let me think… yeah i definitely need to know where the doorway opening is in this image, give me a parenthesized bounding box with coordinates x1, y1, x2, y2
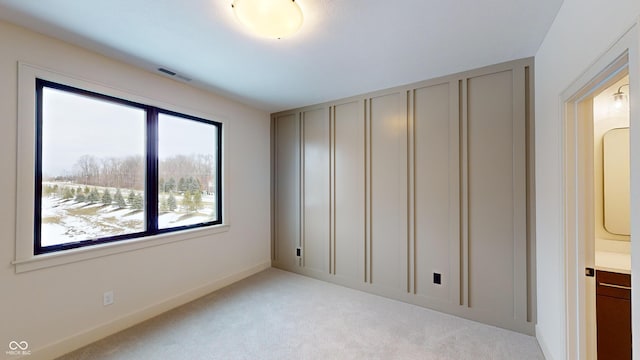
(592, 72, 631, 360)
(563, 47, 633, 359)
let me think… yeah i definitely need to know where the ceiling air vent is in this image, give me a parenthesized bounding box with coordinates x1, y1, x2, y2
(157, 67, 176, 76)
(157, 67, 191, 82)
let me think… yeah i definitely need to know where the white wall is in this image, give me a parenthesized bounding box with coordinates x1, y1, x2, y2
(535, 1, 640, 359)
(0, 20, 271, 359)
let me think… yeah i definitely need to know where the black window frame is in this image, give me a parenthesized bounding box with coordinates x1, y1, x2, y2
(34, 79, 223, 255)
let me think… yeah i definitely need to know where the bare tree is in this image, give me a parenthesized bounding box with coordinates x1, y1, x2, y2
(73, 155, 100, 185)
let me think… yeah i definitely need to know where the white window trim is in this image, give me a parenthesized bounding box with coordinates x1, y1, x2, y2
(14, 62, 230, 273)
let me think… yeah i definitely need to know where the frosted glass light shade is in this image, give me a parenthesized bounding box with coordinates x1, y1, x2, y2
(232, 0, 303, 39)
(613, 91, 627, 109)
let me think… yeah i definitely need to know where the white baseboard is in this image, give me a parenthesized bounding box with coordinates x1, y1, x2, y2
(29, 261, 271, 360)
(536, 325, 555, 360)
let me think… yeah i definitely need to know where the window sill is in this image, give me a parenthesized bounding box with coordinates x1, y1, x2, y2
(12, 224, 230, 273)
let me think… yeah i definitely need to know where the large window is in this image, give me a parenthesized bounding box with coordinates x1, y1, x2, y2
(35, 79, 222, 254)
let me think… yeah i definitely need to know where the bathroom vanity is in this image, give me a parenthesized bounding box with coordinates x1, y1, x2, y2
(596, 252, 631, 360)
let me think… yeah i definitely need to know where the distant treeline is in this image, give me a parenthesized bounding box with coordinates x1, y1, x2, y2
(46, 154, 215, 193)
(43, 184, 205, 213)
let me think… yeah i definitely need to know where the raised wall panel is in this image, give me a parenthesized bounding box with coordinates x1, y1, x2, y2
(274, 113, 300, 269)
(302, 108, 330, 274)
(466, 70, 516, 315)
(271, 58, 534, 334)
(413, 83, 457, 302)
(369, 93, 408, 291)
(333, 101, 365, 282)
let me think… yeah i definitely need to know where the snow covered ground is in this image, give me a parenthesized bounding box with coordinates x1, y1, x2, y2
(41, 193, 216, 247)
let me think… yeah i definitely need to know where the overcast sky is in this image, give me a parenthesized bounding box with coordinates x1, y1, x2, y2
(42, 87, 217, 176)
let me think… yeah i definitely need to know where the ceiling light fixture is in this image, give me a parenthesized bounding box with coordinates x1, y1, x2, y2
(231, 0, 303, 39)
(613, 83, 630, 109)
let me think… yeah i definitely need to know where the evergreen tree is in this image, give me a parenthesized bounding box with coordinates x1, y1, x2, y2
(62, 187, 73, 200)
(87, 188, 100, 203)
(183, 177, 190, 192)
(160, 196, 168, 212)
(186, 176, 201, 192)
(84, 186, 90, 194)
(77, 187, 83, 195)
(127, 190, 136, 206)
(132, 193, 144, 210)
(182, 190, 193, 212)
(193, 190, 202, 211)
(71, 188, 76, 196)
(75, 192, 86, 202)
(167, 192, 177, 211)
(114, 188, 126, 208)
(178, 177, 186, 193)
(166, 178, 176, 192)
(43, 185, 54, 196)
(101, 189, 112, 205)
(159, 178, 165, 193)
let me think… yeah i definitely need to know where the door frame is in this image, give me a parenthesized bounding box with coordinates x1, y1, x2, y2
(562, 23, 639, 359)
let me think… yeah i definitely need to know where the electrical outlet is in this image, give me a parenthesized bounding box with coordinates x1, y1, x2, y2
(103, 291, 114, 306)
(433, 273, 442, 285)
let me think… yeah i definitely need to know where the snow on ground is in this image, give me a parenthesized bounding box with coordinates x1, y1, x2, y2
(158, 212, 212, 229)
(41, 223, 67, 246)
(41, 196, 145, 246)
(41, 195, 215, 247)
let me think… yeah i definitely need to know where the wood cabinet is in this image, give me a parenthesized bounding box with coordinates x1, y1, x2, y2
(596, 270, 632, 360)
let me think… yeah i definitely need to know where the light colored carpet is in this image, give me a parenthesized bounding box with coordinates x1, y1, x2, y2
(57, 268, 544, 360)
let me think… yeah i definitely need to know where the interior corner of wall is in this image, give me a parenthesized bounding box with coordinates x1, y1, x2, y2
(535, 324, 557, 360)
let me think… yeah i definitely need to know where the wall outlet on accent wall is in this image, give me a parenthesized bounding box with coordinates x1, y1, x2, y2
(433, 273, 442, 285)
(103, 290, 114, 306)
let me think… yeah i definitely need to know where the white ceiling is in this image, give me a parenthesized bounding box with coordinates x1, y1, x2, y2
(0, 0, 564, 112)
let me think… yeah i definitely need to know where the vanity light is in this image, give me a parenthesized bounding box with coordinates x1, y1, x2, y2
(231, 0, 303, 39)
(613, 84, 629, 109)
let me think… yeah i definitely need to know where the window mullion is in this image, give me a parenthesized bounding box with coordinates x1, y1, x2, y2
(216, 124, 223, 223)
(34, 79, 45, 254)
(146, 107, 159, 233)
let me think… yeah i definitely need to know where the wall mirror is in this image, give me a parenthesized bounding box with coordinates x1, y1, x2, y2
(603, 127, 630, 236)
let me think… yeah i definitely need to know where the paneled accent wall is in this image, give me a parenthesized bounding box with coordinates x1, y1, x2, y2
(273, 113, 300, 270)
(271, 58, 535, 334)
(302, 108, 330, 274)
(331, 101, 366, 282)
(368, 92, 408, 292)
(412, 81, 460, 304)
